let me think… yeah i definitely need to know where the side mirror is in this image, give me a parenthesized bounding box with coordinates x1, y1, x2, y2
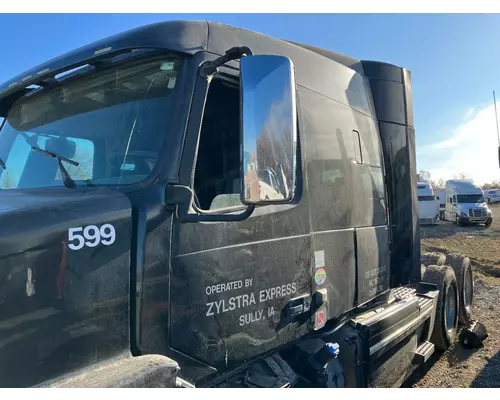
(240, 55, 298, 205)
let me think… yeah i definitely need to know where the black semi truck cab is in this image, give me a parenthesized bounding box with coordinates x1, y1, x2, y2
(0, 21, 466, 388)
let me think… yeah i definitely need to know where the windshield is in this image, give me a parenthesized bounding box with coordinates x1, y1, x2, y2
(418, 195, 435, 201)
(0, 54, 181, 189)
(457, 194, 484, 203)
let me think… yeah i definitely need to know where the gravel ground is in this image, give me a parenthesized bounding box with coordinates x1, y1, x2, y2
(407, 276, 500, 387)
(406, 204, 500, 388)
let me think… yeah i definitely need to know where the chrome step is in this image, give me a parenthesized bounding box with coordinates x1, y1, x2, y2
(413, 341, 435, 365)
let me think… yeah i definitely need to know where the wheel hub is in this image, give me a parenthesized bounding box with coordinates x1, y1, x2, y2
(445, 285, 457, 333)
(464, 268, 473, 313)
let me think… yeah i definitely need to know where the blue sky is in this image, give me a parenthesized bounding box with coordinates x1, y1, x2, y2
(1, 13, 500, 183)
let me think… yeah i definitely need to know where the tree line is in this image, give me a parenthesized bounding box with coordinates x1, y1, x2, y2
(418, 170, 500, 190)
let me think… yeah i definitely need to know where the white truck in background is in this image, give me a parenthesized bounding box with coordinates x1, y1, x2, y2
(444, 179, 493, 227)
(417, 181, 440, 225)
(435, 188, 446, 220)
(484, 189, 500, 204)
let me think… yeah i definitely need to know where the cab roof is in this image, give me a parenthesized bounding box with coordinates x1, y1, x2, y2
(0, 20, 398, 118)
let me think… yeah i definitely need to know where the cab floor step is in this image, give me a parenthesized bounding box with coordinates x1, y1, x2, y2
(413, 341, 435, 365)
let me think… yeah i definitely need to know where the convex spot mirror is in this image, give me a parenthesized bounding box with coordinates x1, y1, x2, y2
(240, 55, 298, 205)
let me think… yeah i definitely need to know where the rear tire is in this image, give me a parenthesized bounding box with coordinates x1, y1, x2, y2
(422, 265, 459, 351)
(421, 264, 426, 280)
(445, 254, 473, 325)
(421, 252, 446, 268)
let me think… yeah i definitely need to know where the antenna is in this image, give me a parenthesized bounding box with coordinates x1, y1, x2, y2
(495, 91, 500, 168)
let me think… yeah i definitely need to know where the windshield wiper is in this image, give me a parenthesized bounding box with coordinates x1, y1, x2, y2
(31, 146, 79, 189)
(0, 157, 6, 170)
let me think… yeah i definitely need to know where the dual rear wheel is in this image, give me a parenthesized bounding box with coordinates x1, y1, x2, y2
(421, 253, 473, 350)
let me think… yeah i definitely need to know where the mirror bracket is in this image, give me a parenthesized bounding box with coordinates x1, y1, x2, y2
(166, 184, 255, 223)
(200, 46, 254, 78)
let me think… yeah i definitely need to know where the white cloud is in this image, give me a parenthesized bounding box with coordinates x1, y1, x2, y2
(464, 107, 476, 119)
(417, 104, 500, 185)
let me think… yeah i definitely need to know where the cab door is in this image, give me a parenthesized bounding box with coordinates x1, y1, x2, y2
(168, 55, 314, 372)
(447, 194, 458, 221)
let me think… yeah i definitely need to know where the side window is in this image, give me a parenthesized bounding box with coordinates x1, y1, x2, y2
(193, 77, 242, 211)
(453, 195, 457, 203)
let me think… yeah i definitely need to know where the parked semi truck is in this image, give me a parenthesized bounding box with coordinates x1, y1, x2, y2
(417, 181, 440, 225)
(0, 21, 474, 388)
(444, 179, 492, 227)
(484, 188, 500, 204)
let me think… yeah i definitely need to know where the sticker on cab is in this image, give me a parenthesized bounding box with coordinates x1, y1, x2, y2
(314, 268, 327, 285)
(314, 250, 325, 269)
(316, 310, 326, 328)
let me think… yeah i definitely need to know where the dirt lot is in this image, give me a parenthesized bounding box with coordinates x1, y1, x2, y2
(406, 203, 500, 388)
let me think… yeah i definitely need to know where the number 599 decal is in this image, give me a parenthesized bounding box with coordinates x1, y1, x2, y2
(68, 224, 116, 251)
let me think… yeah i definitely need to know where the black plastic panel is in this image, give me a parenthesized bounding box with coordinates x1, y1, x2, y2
(310, 229, 356, 319)
(356, 226, 391, 305)
(0, 188, 132, 387)
(366, 79, 406, 125)
(378, 122, 421, 286)
(361, 62, 403, 83)
(360, 60, 420, 287)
